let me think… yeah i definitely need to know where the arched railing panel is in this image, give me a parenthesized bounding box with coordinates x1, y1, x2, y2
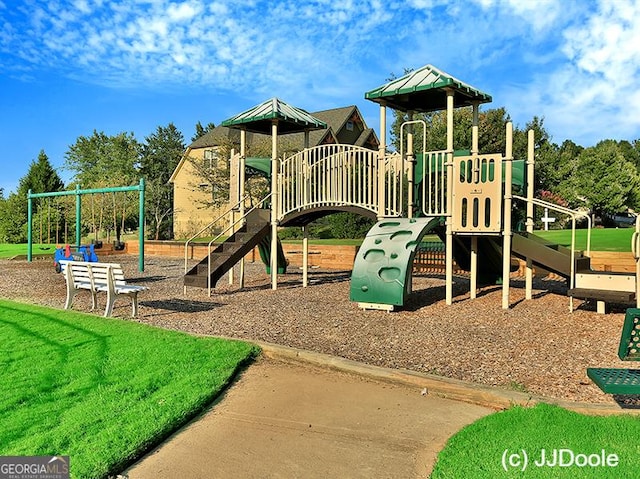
(278, 145, 403, 220)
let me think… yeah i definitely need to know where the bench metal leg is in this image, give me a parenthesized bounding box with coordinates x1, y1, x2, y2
(104, 293, 115, 318)
(104, 293, 139, 317)
(90, 291, 98, 311)
(131, 293, 139, 317)
(64, 290, 74, 310)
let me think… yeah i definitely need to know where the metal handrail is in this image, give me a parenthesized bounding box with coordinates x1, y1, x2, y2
(183, 194, 250, 287)
(513, 195, 592, 304)
(206, 193, 272, 296)
(632, 215, 640, 259)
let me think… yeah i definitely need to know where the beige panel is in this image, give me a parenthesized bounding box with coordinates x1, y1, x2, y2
(575, 272, 636, 292)
(451, 154, 503, 234)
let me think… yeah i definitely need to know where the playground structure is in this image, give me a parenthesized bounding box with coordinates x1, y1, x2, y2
(183, 64, 640, 313)
(27, 180, 146, 272)
(53, 243, 99, 273)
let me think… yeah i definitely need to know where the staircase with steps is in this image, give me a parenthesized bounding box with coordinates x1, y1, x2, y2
(184, 209, 272, 289)
(511, 232, 636, 307)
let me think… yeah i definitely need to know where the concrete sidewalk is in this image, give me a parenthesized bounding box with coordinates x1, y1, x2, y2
(125, 358, 492, 478)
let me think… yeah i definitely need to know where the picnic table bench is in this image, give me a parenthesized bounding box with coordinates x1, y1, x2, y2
(59, 260, 147, 317)
(587, 308, 640, 394)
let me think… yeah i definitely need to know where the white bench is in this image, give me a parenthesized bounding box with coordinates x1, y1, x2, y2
(59, 260, 148, 317)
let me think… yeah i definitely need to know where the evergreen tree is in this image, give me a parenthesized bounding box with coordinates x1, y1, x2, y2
(0, 150, 64, 243)
(18, 150, 64, 196)
(191, 121, 216, 142)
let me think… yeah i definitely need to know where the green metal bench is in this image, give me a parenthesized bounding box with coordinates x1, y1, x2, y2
(587, 308, 640, 394)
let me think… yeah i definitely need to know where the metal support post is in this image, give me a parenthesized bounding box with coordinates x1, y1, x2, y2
(525, 129, 535, 300)
(302, 225, 309, 287)
(27, 190, 33, 262)
(445, 89, 455, 305)
(138, 178, 145, 272)
(470, 102, 479, 299)
(407, 110, 414, 219)
(271, 120, 279, 290)
(378, 102, 387, 220)
(75, 185, 81, 249)
(239, 130, 247, 289)
(502, 122, 514, 309)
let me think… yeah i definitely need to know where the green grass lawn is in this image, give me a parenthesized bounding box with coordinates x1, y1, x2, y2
(535, 228, 634, 252)
(280, 228, 635, 251)
(0, 299, 258, 479)
(2, 227, 630, 260)
(432, 403, 640, 478)
(0, 243, 57, 258)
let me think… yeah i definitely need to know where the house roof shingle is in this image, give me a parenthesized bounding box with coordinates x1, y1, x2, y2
(188, 105, 366, 150)
(171, 104, 377, 183)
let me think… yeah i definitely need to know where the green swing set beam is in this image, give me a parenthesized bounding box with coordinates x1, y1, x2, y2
(27, 179, 146, 272)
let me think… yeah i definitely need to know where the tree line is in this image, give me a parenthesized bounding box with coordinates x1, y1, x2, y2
(1, 105, 639, 244)
(390, 107, 640, 222)
(0, 122, 215, 243)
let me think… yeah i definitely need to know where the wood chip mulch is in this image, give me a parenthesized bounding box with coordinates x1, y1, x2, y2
(1, 254, 635, 405)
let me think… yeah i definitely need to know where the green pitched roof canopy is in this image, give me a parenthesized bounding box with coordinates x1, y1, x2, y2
(365, 64, 492, 113)
(221, 97, 327, 135)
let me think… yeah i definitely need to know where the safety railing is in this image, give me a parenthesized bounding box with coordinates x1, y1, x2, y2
(383, 152, 404, 217)
(278, 144, 403, 220)
(183, 194, 250, 293)
(421, 150, 448, 216)
(513, 195, 592, 295)
(205, 193, 272, 296)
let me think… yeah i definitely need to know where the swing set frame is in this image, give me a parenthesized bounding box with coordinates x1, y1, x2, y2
(27, 179, 146, 271)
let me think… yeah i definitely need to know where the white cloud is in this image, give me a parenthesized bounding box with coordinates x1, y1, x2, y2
(73, 0, 92, 15)
(482, 0, 564, 31)
(534, 1, 640, 144)
(0, 0, 639, 145)
(167, 1, 201, 21)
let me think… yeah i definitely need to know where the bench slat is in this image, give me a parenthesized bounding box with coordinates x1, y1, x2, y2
(587, 368, 640, 395)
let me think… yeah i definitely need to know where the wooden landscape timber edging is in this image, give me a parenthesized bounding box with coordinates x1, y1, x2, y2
(127, 241, 636, 275)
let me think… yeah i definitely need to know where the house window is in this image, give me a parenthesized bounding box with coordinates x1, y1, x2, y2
(346, 120, 354, 131)
(203, 149, 218, 169)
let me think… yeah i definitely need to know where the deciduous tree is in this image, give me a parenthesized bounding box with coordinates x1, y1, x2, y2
(140, 123, 185, 239)
(560, 140, 640, 216)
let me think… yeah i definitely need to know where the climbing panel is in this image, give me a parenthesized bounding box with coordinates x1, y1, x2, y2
(349, 216, 443, 310)
(452, 154, 503, 234)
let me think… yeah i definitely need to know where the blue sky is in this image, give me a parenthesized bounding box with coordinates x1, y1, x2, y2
(1, 0, 640, 194)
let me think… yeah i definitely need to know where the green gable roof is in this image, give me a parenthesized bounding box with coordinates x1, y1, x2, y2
(221, 97, 327, 134)
(245, 157, 272, 176)
(365, 64, 492, 113)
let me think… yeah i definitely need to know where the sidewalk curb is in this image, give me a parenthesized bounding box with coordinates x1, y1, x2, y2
(254, 340, 640, 416)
